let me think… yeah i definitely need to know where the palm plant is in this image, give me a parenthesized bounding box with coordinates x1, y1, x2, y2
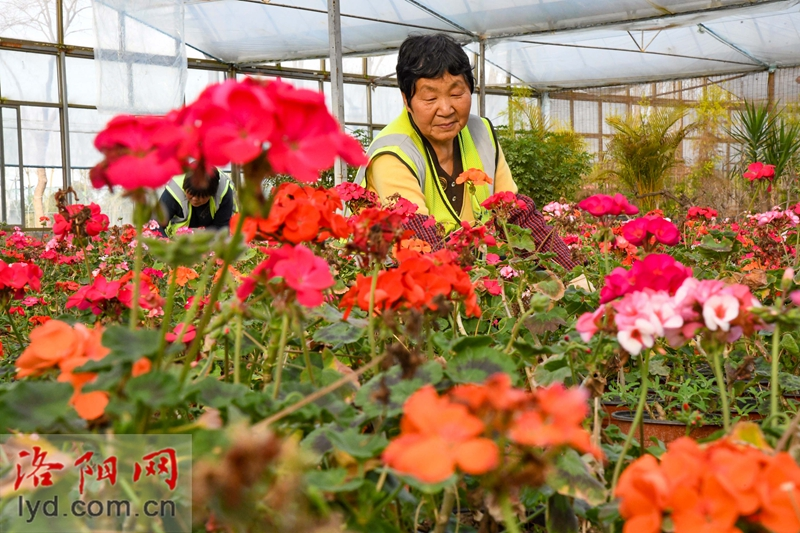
(604, 106, 695, 211)
(728, 101, 800, 210)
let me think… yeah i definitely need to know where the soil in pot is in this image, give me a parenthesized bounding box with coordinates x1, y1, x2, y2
(609, 410, 723, 444)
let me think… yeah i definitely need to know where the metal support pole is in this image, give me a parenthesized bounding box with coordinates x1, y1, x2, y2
(767, 68, 776, 111)
(225, 65, 242, 190)
(479, 39, 486, 117)
(540, 92, 551, 124)
(57, 0, 71, 189)
(0, 107, 6, 223)
(327, 0, 346, 185)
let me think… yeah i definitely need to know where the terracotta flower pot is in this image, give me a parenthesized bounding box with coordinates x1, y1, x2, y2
(610, 410, 723, 444)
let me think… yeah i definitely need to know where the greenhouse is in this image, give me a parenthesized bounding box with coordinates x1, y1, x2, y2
(2, 1, 800, 532)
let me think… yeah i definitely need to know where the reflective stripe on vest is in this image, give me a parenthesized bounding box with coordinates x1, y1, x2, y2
(165, 173, 233, 235)
(355, 112, 498, 231)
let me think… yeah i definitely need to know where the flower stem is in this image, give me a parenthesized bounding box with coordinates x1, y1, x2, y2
(293, 308, 316, 387)
(179, 213, 246, 385)
(367, 262, 380, 360)
(504, 307, 536, 353)
(612, 350, 650, 493)
(711, 347, 731, 432)
(771, 321, 782, 420)
(499, 494, 521, 533)
(2, 300, 25, 348)
(233, 313, 243, 385)
(432, 485, 457, 533)
(128, 207, 145, 331)
(272, 313, 291, 400)
(154, 269, 179, 369)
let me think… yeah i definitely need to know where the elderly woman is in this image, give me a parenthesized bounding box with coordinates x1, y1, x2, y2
(356, 33, 577, 272)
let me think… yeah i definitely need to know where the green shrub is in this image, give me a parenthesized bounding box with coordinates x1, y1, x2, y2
(498, 127, 592, 208)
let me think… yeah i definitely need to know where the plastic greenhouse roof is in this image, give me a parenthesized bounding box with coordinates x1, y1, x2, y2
(100, 0, 800, 91)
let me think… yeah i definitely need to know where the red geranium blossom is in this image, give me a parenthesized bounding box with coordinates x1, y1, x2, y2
(621, 216, 680, 248)
(600, 254, 693, 304)
(53, 203, 110, 238)
(238, 244, 334, 307)
(0, 261, 43, 300)
(743, 162, 775, 182)
(578, 193, 639, 217)
(90, 115, 184, 191)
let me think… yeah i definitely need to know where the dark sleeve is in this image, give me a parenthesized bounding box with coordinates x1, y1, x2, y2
(506, 194, 577, 271)
(157, 190, 183, 231)
(210, 187, 235, 229)
(402, 214, 445, 251)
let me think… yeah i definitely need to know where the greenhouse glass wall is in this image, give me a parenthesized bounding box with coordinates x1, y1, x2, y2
(2, 0, 800, 226)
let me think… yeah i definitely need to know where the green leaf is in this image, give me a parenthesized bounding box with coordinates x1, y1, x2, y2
(546, 449, 607, 505)
(142, 231, 219, 267)
(546, 493, 579, 533)
(0, 381, 76, 432)
(305, 468, 363, 493)
(782, 334, 800, 356)
(187, 379, 249, 408)
(312, 321, 364, 347)
(505, 225, 537, 252)
(355, 361, 444, 418)
(125, 371, 182, 408)
(446, 346, 519, 385)
(102, 326, 161, 363)
(325, 427, 388, 459)
(534, 353, 573, 386)
(648, 356, 670, 377)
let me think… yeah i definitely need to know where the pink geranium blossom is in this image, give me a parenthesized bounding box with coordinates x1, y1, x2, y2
(577, 194, 639, 218)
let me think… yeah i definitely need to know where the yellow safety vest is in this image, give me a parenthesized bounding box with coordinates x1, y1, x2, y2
(356, 112, 498, 233)
(164, 173, 236, 237)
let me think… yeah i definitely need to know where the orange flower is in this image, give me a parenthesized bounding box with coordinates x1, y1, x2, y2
(456, 168, 493, 187)
(615, 455, 668, 533)
(398, 238, 432, 254)
(174, 266, 199, 287)
(16, 320, 111, 421)
(616, 430, 800, 533)
(72, 391, 109, 421)
(27, 315, 51, 326)
(132, 357, 152, 377)
(16, 320, 86, 378)
(508, 383, 599, 457)
(382, 386, 499, 483)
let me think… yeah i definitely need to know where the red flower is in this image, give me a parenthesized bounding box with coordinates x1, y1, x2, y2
(165, 323, 196, 344)
(347, 207, 412, 260)
(600, 254, 692, 304)
(578, 193, 639, 217)
(193, 78, 275, 166)
(236, 183, 350, 244)
(743, 162, 775, 182)
(90, 115, 185, 191)
(621, 216, 680, 247)
(0, 261, 43, 299)
(238, 244, 334, 307)
(53, 203, 110, 238)
(687, 206, 718, 220)
(340, 249, 481, 318)
(481, 191, 527, 211)
(265, 79, 367, 183)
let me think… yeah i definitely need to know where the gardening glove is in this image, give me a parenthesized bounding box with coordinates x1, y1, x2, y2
(568, 273, 595, 292)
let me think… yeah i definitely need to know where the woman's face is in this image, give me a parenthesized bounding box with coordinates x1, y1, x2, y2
(403, 72, 471, 147)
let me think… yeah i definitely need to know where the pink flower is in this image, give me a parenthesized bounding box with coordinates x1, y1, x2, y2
(482, 278, 502, 296)
(790, 290, 800, 307)
(744, 162, 775, 182)
(486, 253, 501, 265)
(238, 244, 334, 307)
(578, 194, 638, 217)
(500, 266, 519, 279)
(599, 254, 692, 304)
(621, 217, 649, 245)
(702, 293, 739, 332)
(576, 308, 605, 342)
